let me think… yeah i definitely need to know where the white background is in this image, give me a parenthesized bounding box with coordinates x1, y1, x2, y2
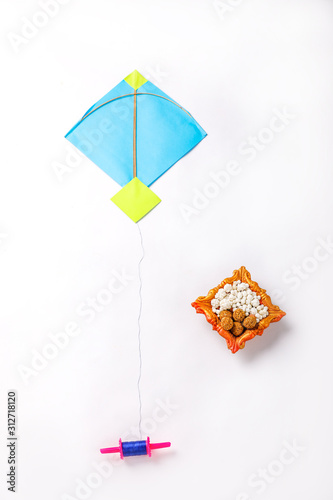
(1, 1, 333, 499)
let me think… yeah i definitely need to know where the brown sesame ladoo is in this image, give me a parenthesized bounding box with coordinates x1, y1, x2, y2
(233, 308, 246, 322)
(231, 322, 244, 337)
(219, 310, 232, 319)
(243, 315, 257, 329)
(220, 316, 233, 331)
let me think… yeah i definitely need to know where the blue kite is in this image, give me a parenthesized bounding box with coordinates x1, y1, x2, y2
(65, 70, 206, 222)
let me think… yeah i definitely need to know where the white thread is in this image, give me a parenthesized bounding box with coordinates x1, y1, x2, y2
(136, 223, 144, 438)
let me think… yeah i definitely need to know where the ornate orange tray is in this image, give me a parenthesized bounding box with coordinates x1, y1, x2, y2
(191, 266, 286, 353)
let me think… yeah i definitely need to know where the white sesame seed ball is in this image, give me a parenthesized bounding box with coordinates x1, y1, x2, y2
(212, 281, 268, 321)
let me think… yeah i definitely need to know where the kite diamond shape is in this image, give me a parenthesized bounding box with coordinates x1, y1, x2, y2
(111, 177, 161, 223)
(65, 70, 206, 222)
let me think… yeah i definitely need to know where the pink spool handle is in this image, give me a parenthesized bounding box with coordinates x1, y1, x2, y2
(100, 439, 124, 459)
(146, 437, 171, 457)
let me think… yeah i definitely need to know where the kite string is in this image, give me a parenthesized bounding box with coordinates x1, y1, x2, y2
(137, 222, 144, 438)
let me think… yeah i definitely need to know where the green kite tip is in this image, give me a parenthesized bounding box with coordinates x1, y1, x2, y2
(124, 70, 148, 90)
(111, 178, 161, 223)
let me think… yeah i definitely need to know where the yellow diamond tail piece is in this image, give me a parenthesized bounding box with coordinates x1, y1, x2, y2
(111, 178, 161, 223)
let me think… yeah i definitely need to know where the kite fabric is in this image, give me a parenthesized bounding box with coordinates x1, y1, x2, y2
(65, 70, 207, 222)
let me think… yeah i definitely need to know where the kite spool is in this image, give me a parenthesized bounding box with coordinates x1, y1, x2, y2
(100, 437, 171, 459)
